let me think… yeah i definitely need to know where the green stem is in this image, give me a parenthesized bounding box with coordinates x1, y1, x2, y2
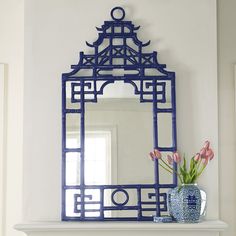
(178, 175, 183, 184)
(159, 162, 183, 184)
(159, 163, 173, 174)
(197, 164, 206, 178)
(191, 159, 201, 182)
(196, 158, 202, 172)
(160, 159, 181, 177)
(159, 159, 173, 170)
(160, 158, 174, 171)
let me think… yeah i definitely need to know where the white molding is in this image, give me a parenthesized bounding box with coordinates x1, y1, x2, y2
(235, 64, 236, 120)
(0, 64, 6, 236)
(14, 220, 227, 233)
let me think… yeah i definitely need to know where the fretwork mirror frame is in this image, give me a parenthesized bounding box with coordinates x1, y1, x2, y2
(62, 7, 177, 221)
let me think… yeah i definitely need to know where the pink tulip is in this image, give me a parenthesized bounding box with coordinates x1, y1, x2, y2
(206, 148, 214, 161)
(167, 154, 173, 165)
(154, 149, 162, 159)
(194, 153, 201, 162)
(203, 140, 210, 150)
(200, 148, 207, 157)
(173, 152, 181, 163)
(149, 152, 155, 161)
(202, 156, 209, 166)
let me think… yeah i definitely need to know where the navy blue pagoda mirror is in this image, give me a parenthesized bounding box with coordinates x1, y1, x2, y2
(62, 7, 177, 221)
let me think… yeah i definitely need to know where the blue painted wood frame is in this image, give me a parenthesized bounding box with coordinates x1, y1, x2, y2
(62, 7, 177, 221)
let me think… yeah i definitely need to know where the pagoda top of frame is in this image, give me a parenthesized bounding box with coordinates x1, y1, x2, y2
(64, 6, 175, 80)
(85, 6, 151, 48)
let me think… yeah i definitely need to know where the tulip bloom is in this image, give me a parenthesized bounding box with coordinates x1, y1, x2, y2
(173, 152, 181, 163)
(194, 153, 201, 162)
(167, 154, 173, 165)
(200, 148, 207, 157)
(203, 140, 210, 150)
(154, 149, 162, 159)
(149, 149, 162, 161)
(206, 148, 214, 160)
(202, 156, 209, 166)
(148, 140, 214, 185)
(149, 152, 155, 161)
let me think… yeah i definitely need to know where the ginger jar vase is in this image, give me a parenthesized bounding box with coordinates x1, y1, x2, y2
(168, 184, 205, 223)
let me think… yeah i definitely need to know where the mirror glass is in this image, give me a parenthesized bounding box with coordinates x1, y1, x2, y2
(65, 80, 174, 187)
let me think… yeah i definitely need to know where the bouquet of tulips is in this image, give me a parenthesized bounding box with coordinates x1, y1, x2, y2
(149, 141, 214, 184)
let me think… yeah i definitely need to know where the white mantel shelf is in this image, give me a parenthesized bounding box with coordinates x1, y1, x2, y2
(15, 220, 227, 233)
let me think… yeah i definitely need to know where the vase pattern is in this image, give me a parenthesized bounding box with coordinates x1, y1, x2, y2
(168, 184, 202, 223)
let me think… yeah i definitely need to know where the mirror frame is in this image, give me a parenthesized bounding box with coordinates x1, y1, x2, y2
(61, 7, 177, 221)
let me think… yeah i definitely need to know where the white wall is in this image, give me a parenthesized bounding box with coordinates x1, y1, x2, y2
(0, 1, 24, 236)
(3, 0, 236, 236)
(6, 0, 236, 236)
(218, 1, 236, 236)
(0, 64, 7, 236)
(23, 0, 218, 222)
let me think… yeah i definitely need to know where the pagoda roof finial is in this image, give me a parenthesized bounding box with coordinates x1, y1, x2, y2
(111, 6, 125, 21)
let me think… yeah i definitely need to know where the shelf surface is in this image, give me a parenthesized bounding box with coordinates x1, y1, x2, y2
(15, 220, 228, 233)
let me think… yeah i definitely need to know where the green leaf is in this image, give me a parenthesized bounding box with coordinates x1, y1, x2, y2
(183, 157, 187, 172)
(179, 166, 186, 183)
(185, 174, 190, 184)
(190, 171, 197, 183)
(190, 157, 195, 171)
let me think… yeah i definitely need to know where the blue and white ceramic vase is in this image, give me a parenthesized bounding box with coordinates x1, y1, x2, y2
(168, 184, 205, 223)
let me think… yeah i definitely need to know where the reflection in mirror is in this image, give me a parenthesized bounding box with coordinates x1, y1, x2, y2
(65, 81, 174, 218)
(85, 82, 154, 185)
(66, 81, 173, 216)
(66, 81, 174, 186)
(64, 77, 176, 220)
